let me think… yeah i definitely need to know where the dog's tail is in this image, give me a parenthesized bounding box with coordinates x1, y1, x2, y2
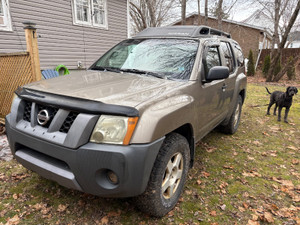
(265, 87, 272, 95)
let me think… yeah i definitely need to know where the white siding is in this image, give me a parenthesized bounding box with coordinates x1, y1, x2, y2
(0, 0, 128, 69)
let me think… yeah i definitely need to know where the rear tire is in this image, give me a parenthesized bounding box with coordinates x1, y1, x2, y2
(135, 133, 190, 217)
(221, 95, 243, 134)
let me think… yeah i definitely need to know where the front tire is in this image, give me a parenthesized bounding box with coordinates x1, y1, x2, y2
(135, 133, 190, 217)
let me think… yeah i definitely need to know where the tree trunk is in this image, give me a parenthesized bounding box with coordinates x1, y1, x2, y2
(217, 0, 223, 30)
(205, 0, 208, 25)
(197, 0, 201, 25)
(181, 0, 187, 25)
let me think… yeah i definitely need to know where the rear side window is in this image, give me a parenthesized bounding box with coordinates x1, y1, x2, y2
(220, 42, 235, 74)
(233, 43, 244, 66)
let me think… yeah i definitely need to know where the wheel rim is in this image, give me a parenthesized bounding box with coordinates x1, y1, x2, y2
(233, 103, 240, 127)
(162, 152, 183, 199)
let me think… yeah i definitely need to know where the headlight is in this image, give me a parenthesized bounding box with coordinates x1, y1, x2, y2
(90, 115, 138, 145)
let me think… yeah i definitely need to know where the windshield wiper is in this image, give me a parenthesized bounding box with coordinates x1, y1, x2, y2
(90, 66, 121, 73)
(120, 68, 165, 79)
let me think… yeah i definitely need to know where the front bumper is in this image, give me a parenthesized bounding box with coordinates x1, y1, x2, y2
(6, 115, 164, 198)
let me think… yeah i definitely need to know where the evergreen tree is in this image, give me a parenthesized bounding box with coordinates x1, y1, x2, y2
(262, 55, 271, 78)
(287, 56, 296, 80)
(247, 50, 255, 76)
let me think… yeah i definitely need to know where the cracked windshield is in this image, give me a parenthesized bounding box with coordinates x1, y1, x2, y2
(91, 39, 199, 80)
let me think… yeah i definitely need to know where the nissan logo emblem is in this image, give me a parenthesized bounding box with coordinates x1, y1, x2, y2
(37, 109, 50, 126)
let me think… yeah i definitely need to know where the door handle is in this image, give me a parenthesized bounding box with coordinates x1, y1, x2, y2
(222, 84, 227, 92)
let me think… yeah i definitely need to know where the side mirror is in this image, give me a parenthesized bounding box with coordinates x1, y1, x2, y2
(206, 66, 229, 82)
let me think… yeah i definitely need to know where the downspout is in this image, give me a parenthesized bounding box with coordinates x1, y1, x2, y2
(127, 0, 130, 38)
(255, 31, 266, 70)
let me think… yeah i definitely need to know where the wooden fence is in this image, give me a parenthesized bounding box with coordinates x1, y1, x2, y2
(0, 22, 41, 125)
(258, 48, 300, 67)
(0, 52, 34, 122)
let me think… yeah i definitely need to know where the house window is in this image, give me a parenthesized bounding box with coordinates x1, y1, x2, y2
(0, 0, 12, 31)
(73, 0, 107, 28)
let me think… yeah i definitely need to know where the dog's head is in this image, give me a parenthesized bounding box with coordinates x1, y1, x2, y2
(286, 86, 298, 97)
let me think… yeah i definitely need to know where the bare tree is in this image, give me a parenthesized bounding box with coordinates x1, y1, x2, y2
(259, 0, 300, 82)
(181, 0, 187, 25)
(205, 0, 208, 25)
(129, 0, 176, 34)
(210, 0, 239, 30)
(197, 0, 201, 25)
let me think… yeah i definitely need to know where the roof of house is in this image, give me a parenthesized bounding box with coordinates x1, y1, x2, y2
(170, 12, 273, 38)
(288, 31, 300, 41)
(242, 10, 274, 33)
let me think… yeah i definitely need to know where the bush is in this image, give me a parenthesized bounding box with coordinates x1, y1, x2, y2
(247, 50, 255, 76)
(287, 56, 296, 80)
(262, 55, 271, 78)
(274, 58, 281, 76)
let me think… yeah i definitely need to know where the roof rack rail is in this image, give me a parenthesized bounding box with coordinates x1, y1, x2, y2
(197, 26, 231, 38)
(134, 26, 232, 39)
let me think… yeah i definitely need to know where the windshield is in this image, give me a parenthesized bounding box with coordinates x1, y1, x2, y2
(90, 39, 199, 80)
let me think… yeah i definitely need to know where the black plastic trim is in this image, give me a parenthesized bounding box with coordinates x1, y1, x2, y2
(15, 87, 139, 117)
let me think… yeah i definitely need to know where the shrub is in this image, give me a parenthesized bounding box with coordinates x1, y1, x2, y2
(287, 56, 296, 80)
(247, 50, 255, 76)
(262, 55, 271, 78)
(274, 58, 281, 77)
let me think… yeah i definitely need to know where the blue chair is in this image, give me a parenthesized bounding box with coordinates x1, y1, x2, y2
(42, 69, 59, 79)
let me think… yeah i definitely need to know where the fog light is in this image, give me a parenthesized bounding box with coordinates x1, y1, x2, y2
(107, 170, 118, 184)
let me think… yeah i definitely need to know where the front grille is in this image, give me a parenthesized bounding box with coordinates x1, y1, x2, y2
(22, 100, 79, 133)
(59, 111, 79, 133)
(23, 101, 32, 122)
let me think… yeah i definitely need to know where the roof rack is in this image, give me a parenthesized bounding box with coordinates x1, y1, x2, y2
(134, 26, 231, 39)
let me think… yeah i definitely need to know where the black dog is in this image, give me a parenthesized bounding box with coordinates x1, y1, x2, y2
(266, 86, 298, 123)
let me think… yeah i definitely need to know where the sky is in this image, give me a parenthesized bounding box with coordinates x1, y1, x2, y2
(185, 0, 259, 22)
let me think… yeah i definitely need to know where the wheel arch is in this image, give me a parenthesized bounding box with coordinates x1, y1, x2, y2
(172, 123, 195, 168)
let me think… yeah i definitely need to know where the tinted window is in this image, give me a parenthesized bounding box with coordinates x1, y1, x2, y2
(233, 43, 244, 66)
(220, 42, 235, 73)
(203, 46, 221, 79)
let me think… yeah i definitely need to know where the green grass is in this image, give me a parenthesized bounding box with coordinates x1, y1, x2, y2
(0, 83, 299, 224)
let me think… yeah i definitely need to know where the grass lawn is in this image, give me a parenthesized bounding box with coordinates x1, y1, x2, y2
(0, 83, 299, 225)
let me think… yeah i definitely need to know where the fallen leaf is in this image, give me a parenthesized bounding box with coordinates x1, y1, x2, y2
(100, 216, 109, 225)
(223, 165, 234, 169)
(287, 146, 297, 151)
(6, 214, 20, 225)
(197, 180, 202, 185)
(263, 212, 274, 223)
(247, 219, 259, 225)
(201, 171, 210, 178)
(210, 210, 217, 217)
(238, 206, 246, 212)
(252, 214, 259, 221)
(292, 159, 299, 165)
(57, 204, 67, 212)
(219, 204, 226, 211)
(12, 194, 18, 200)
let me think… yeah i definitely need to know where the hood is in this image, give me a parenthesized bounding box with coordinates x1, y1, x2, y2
(25, 70, 186, 108)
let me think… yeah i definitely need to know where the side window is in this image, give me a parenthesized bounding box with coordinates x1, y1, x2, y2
(72, 0, 107, 29)
(202, 46, 221, 79)
(233, 44, 244, 66)
(220, 42, 235, 73)
(0, 0, 12, 31)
